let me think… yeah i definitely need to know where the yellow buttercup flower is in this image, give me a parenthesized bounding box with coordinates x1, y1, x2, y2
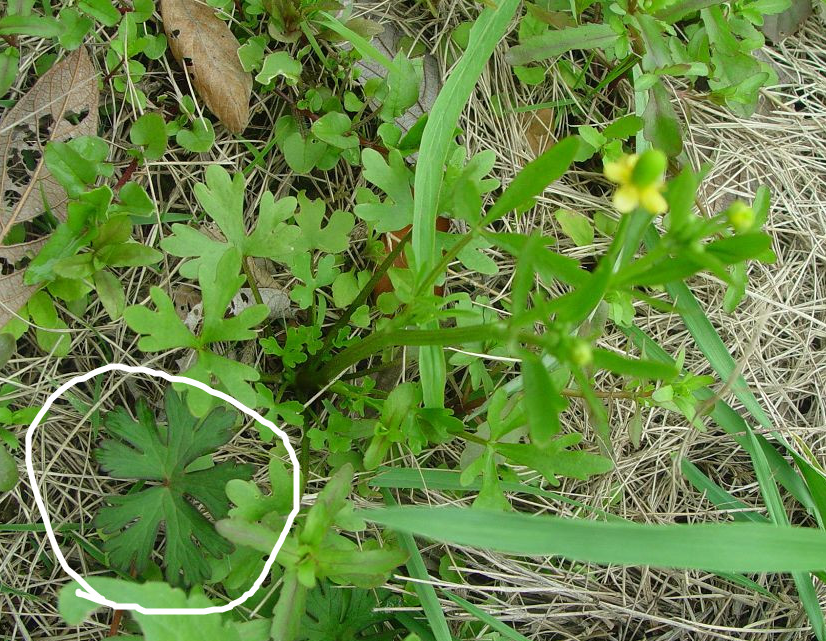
(603, 151, 668, 215)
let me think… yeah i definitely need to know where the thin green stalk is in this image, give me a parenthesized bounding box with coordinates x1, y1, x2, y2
(319, 229, 411, 355)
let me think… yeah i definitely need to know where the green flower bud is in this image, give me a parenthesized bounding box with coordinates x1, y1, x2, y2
(569, 340, 593, 367)
(631, 149, 667, 187)
(727, 201, 755, 234)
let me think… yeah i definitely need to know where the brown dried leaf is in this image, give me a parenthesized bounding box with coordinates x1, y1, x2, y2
(0, 238, 45, 327)
(0, 48, 99, 329)
(160, 0, 252, 134)
(0, 47, 98, 235)
(524, 108, 555, 157)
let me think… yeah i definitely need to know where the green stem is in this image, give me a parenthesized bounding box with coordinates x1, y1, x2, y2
(319, 229, 412, 356)
(299, 323, 507, 392)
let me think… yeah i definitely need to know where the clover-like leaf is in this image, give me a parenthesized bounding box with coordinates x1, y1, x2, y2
(95, 390, 253, 586)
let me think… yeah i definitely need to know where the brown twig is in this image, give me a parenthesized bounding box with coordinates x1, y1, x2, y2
(113, 157, 138, 192)
(0, 34, 18, 48)
(107, 609, 124, 636)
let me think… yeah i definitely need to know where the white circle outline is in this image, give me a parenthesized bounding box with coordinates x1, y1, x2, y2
(24, 363, 300, 616)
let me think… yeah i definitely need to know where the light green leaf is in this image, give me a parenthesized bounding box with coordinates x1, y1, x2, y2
(256, 51, 302, 85)
(505, 24, 619, 66)
(555, 209, 594, 246)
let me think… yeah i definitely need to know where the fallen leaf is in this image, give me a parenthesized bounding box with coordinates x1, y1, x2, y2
(762, 0, 811, 42)
(523, 108, 555, 157)
(160, 0, 252, 134)
(1, 47, 98, 233)
(0, 48, 99, 328)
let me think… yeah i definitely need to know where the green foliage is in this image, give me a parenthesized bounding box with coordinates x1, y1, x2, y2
(24, 0, 816, 638)
(217, 463, 407, 641)
(124, 247, 268, 410)
(94, 390, 252, 586)
(26, 182, 161, 319)
(504, 0, 785, 118)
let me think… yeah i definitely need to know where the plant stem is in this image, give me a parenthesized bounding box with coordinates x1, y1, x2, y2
(300, 323, 507, 392)
(319, 229, 411, 355)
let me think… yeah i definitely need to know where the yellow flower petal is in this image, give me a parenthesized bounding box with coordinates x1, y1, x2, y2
(640, 186, 667, 214)
(603, 154, 637, 184)
(613, 184, 639, 213)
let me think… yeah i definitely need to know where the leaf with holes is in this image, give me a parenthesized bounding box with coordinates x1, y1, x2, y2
(0, 47, 98, 328)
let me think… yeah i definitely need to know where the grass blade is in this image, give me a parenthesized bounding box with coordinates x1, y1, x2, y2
(444, 592, 531, 641)
(411, 0, 520, 407)
(381, 490, 453, 641)
(365, 506, 826, 573)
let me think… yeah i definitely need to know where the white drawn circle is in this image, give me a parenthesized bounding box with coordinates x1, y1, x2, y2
(24, 363, 300, 616)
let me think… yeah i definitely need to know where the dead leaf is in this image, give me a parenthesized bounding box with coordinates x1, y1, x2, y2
(0, 48, 98, 329)
(523, 108, 555, 157)
(182, 287, 294, 331)
(160, 0, 252, 134)
(762, 0, 811, 42)
(1, 47, 98, 235)
(352, 22, 441, 135)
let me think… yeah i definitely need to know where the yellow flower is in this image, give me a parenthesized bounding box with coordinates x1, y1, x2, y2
(604, 154, 638, 184)
(603, 151, 668, 215)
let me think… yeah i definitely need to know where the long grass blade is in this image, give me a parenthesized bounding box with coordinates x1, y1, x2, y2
(365, 506, 826, 573)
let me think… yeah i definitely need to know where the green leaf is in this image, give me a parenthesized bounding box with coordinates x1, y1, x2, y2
(654, 0, 727, 23)
(163, 166, 302, 275)
(93, 270, 125, 319)
(355, 148, 414, 233)
(311, 112, 358, 150)
(495, 436, 613, 486)
(95, 390, 252, 585)
(176, 117, 215, 153)
(130, 113, 167, 161)
(642, 80, 683, 157)
(365, 506, 826, 572)
(289, 253, 339, 309)
(603, 114, 644, 139)
(28, 291, 70, 356)
(294, 192, 354, 254)
(300, 582, 395, 641)
(0, 47, 19, 97)
(45, 136, 110, 197)
(0, 14, 64, 38)
(238, 36, 266, 72)
(59, 578, 243, 639)
(520, 354, 566, 446)
(555, 209, 594, 246)
(505, 24, 619, 66)
(0, 443, 19, 492)
(124, 286, 199, 351)
(380, 53, 420, 122)
(77, 0, 121, 26)
(97, 242, 163, 267)
(256, 51, 302, 85)
(200, 248, 268, 343)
